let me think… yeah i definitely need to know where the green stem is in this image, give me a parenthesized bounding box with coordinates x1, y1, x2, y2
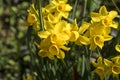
(37, 0, 44, 31)
(111, 0, 120, 14)
(71, 0, 79, 19)
(78, 0, 87, 26)
(81, 55, 85, 77)
(96, 47, 101, 56)
(61, 59, 67, 68)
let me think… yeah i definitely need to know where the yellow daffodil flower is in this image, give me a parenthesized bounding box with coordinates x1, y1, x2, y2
(92, 57, 106, 80)
(92, 57, 113, 80)
(90, 6, 118, 28)
(112, 65, 120, 75)
(94, 67, 105, 80)
(27, 4, 38, 26)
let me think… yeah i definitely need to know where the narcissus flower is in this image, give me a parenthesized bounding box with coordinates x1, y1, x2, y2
(92, 57, 106, 80)
(92, 55, 120, 80)
(112, 65, 120, 75)
(76, 6, 118, 50)
(90, 5, 118, 28)
(111, 56, 120, 75)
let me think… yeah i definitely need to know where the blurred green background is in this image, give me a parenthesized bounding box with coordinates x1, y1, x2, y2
(0, 0, 31, 80)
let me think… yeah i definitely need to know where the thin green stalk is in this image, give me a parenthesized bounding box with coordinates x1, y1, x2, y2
(78, 0, 87, 26)
(37, 0, 44, 31)
(81, 0, 87, 22)
(71, 0, 79, 19)
(61, 59, 67, 68)
(111, 0, 120, 14)
(85, 46, 89, 56)
(96, 47, 101, 56)
(81, 55, 85, 77)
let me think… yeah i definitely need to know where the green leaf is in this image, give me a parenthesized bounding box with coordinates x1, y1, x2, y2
(87, 0, 101, 12)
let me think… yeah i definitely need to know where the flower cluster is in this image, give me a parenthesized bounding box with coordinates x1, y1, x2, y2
(76, 6, 118, 50)
(27, 0, 80, 59)
(92, 44, 120, 80)
(27, 1, 118, 60)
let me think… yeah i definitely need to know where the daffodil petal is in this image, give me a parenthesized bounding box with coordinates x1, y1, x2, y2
(57, 50, 65, 59)
(38, 31, 50, 38)
(115, 44, 120, 53)
(99, 6, 108, 16)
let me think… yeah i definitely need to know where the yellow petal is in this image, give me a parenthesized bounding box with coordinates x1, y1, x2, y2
(69, 31, 79, 42)
(60, 46, 70, 51)
(70, 19, 78, 31)
(60, 12, 69, 18)
(99, 6, 108, 16)
(38, 50, 48, 57)
(50, 34, 66, 45)
(27, 13, 36, 25)
(79, 22, 90, 34)
(115, 44, 120, 53)
(44, 4, 56, 13)
(47, 13, 60, 23)
(89, 40, 97, 50)
(47, 54, 55, 60)
(23, 75, 33, 80)
(108, 11, 118, 19)
(90, 12, 101, 22)
(44, 20, 54, 30)
(111, 56, 120, 64)
(57, 50, 65, 59)
(77, 35, 90, 45)
(104, 59, 113, 67)
(52, 0, 68, 4)
(38, 31, 50, 38)
(94, 67, 105, 80)
(54, 21, 67, 33)
(65, 4, 72, 11)
(50, 34, 58, 43)
(40, 37, 51, 49)
(57, 3, 66, 12)
(104, 35, 112, 41)
(110, 21, 118, 29)
(97, 57, 103, 64)
(28, 3, 36, 13)
(33, 22, 40, 31)
(102, 17, 112, 26)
